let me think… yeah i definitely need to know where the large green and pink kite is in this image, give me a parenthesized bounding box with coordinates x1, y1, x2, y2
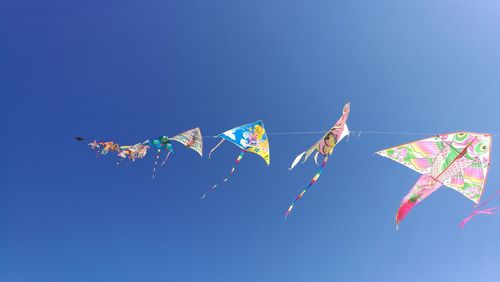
(377, 132, 492, 228)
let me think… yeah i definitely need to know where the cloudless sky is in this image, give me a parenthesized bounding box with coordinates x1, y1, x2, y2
(2, 0, 500, 281)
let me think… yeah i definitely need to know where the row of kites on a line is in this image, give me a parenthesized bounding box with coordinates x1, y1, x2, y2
(78, 103, 498, 229)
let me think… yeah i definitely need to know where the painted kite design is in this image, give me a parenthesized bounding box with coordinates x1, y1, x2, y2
(88, 128, 203, 179)
(285, 103, 350, 218)
(376, 132, 492, 228)
(202, 120, 270, 199)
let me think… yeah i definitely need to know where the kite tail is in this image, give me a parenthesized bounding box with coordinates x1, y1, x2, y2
(285, 155, 329, 219)
(208, 139, 225, 159)
(395, 175, 442, 228)
(201, 151, 245, 199)
(151, 150, 161, 181)
(161, 151, 171, 167)
(459, 189, 500, 228)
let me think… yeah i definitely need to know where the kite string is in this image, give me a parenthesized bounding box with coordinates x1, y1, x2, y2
(203, 130, 500, 138)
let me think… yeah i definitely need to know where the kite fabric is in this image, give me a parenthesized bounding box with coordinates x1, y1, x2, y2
(285, 102, 350, 218)
(202, 120, 270, 198)
(216, 120, 270, 164)
(171, 128, 203, 157)
(87, 128, 203, 179)
(376, 132, 492, 228)
(459, 188, 500, 228)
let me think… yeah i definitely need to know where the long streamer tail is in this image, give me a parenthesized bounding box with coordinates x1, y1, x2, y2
(395, 174, 442, 228)
(202, 151, 245, 199)
(459, 208, 500, 228)
(151, 150, 160, 181)
(285, 155, 329, 219)
(209, 139, 225, 159)
(459, 189, 500, 228)
(161, 151, 171, 167)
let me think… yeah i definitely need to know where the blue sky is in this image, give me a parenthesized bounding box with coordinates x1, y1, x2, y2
(2, 0, 500, 281)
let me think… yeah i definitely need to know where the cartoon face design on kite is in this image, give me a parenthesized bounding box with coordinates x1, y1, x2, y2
(318, 132, 336, 155)
(247, 124, 265, 146)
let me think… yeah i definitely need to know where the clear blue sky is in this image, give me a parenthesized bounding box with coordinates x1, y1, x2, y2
(2, 1, 500, 281)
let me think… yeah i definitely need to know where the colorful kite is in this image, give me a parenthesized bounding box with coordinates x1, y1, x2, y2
(88, 128, 203, 179)
(202, 120, 270, 199)
(376, 132, 492, 229)
(89, 140, 123, 156)
(285, 103, 350, 218)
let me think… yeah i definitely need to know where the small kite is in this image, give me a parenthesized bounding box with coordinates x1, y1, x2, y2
(202, 120, 270, 199)
(88, 128, 203, 179)
(285, 103, 350, 218)
(376, 132, 492, 229)
(117, 143, 150, 161)
(144, 127, 203, 179)
(89, 140, 122, 156)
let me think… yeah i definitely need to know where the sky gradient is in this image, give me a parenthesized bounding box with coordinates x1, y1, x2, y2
(2, 0, 500, 281)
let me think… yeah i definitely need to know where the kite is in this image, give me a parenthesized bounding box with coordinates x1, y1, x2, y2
(376, 132, 492, 229)
(117, 143, 150, 161)
(87, 128, 203, 179)
(459, 188, 500, 228)
(202, 120, 270, 199)
(89, 140, 122, 156)
(285, 102, 350, 218)
(145, 127, 204, 179)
